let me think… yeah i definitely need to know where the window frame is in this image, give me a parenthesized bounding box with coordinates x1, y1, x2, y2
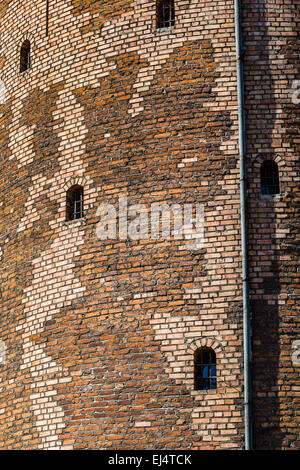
(156, 0, 175, 29)
(66, 185, 84, 221)
(260, 160, 280, 196)
(194, 347, 217, 391)
(20, 40, 31, 73)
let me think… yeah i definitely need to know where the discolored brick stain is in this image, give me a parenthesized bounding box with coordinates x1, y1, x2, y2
(20, 84, 64, 175)
(73, 41, 236, 301)
(36, 42, 242, 449)
(71, 0, 134, 32)
(0, 84, 64, 447)
(0, 55, 5, 71)
(0, 0, 13, 20)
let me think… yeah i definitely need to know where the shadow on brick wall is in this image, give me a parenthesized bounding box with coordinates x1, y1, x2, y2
(243, 0, 285, 449)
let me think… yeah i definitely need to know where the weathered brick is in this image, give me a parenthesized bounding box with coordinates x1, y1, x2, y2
(0, 0, 298, 451)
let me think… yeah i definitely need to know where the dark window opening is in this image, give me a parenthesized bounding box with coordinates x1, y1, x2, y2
(20, 40, 31, 73)
(194, 347, 217, 391)
(261, 161, 280, 195)
(46, 0, 50, 37)
(156, 0, 175, 29)
(66, 185, 84, 221)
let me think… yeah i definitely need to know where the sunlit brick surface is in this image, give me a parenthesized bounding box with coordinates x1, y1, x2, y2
(0, 0, 298, 449)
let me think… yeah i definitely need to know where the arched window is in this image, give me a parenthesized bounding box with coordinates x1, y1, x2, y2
(194, 347, 217, 390)
(20, 40, 31, 73)
(66, 185, 84, 221)
(156, 0, 175, 29)
(260, 161, 280, 195)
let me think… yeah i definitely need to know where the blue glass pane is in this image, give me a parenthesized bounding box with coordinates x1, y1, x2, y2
(202, 366, 209, 378)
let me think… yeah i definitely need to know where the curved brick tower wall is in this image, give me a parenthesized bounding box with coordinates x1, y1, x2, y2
(244, 0, 299, 449)
(0, 0, 298, 450)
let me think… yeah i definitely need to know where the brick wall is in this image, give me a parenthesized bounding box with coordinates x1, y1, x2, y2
(0, 0, 298, 449)
(243, 0, 299, 449)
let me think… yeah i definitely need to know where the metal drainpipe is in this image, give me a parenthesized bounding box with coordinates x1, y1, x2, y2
(234, 0, 253, 450)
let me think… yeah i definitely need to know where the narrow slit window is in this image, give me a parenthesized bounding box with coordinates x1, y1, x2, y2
(66, 185, 84, 221)
(261, 161, 280, 195)
(194, 347, 217, 391)
(156, 0, 175, 29)
(20, 40, 31, 73)
(46, 0, 50, 37)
